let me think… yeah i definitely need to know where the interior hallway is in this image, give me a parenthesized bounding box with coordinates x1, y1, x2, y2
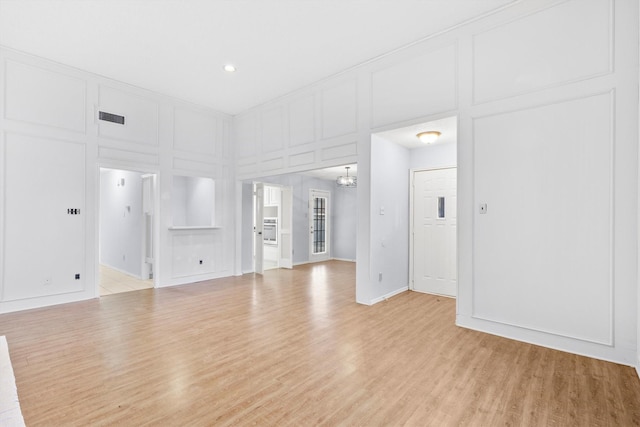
(99, 265, 153, 296)
(1, 260, 638, 425)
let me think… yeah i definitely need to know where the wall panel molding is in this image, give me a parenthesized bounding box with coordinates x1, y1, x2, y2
(173, 106, 217, 156)
(98, 146, 159, 166)
(472, 0, 613, 105)
(3, 132, 86, 301)
(235, 112, 258, 159)
(289, 151, 316, 168)
(321, 79, 358, 140)
(4, 59, 87, 133)
(321, 142, 357, 161)
(471, 90, 615, 346)
(171, 233, 217, 278)
(260, 105, 286, 153)
(260, 156, 285, 173)
(289, 93, 316, 147)
(98, 85, 159, 146)
(173, 157, 216, 176)
(371, 42, 458, 129)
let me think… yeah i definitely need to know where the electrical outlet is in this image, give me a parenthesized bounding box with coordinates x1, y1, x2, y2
(479, 203, 488, 214)
(378, 272, 382, 282)
(199, 260, 203, 265)
(43, 277, 51, 286)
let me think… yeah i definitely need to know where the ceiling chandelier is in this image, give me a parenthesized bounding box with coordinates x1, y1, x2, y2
(336, 166, 357, 188)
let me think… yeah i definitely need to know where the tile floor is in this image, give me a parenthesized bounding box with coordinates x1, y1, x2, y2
(99, 265, 153, 296)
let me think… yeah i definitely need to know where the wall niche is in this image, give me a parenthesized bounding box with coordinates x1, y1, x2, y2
(171, 176, 216, 228)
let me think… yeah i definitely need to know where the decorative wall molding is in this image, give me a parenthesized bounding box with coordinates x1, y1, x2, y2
(4, 59, 87, 133)
(472, 0, 614, 105)
(471, 90, 615, 346)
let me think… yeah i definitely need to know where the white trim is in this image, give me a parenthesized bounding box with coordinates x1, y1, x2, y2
(457, 314, 637, 367)
(412, 289, 456, 299)
(168, 226, 221, 230)
(99, 262, 143, 281)
(370, 286, 409, 305)
(331, 257, 356, 263)
(96, 166, 160, 295)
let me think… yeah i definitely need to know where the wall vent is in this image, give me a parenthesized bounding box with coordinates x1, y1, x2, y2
(99, 111, 125, 125)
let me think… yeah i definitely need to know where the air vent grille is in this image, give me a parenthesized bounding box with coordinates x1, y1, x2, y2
(99, 111, 125, 125)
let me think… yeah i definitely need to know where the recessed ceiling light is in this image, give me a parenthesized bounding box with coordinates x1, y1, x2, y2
(223, 64, 237, 73)
(416, 131, 441, 144)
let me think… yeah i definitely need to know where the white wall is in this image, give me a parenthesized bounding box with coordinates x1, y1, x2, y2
(233, 0, 639, 366)
(332, 185, 357, 261)
(370, 135, 410, 301)
(99, 169, 143, 277)
(0, 46, 235, 313)
(172, 176, 215, 226)
(410, 141, 457, 170)
(241, 182, 254, 273)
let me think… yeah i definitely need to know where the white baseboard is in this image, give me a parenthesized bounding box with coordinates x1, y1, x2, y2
(294, 258, 356, 266)
(457, 314, 637, 368)
(370, 286, 409, 305)
(636, 364, 640, 380)
(100, 262, 143, 280)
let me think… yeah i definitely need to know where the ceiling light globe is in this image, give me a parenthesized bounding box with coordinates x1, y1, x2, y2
(417, 131, 441, 144)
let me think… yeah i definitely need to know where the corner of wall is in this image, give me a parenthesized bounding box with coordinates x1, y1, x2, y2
(369, 286, 409, 305)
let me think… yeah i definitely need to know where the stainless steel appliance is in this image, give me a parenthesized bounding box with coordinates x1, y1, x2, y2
(263, 217, 278, 245)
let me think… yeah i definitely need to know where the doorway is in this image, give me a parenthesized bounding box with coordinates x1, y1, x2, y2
(98, 168, 156, 295)
(372, 115, 457, 300)
(253, 182, 294, 274)
(411, 167, 457, 297)
(243, 165, 356, 275)
(309, 189, 331, 263)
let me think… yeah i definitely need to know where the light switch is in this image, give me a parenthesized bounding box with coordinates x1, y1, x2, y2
(380, 206, 385, 215)
(479, 203, 487, 214)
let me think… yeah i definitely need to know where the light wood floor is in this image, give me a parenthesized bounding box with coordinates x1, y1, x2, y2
(99, 264, 153, 296)
(1, 260, 639, 426)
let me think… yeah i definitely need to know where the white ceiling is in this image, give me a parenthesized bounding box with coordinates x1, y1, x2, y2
(0, 0, 513, 116)
(376, 116, 457, 149)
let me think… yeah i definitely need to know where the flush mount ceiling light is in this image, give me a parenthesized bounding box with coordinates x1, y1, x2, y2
(417, 131, 441, 144)
(336, 166, 357, 188)
(223, 64, 237, 73)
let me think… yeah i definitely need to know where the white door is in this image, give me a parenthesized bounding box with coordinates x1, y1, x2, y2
(280, 186, 293, 269)
(412, 168, 457, 296)
(309, 189, 330, 263)
(254, 183, 264, 275)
